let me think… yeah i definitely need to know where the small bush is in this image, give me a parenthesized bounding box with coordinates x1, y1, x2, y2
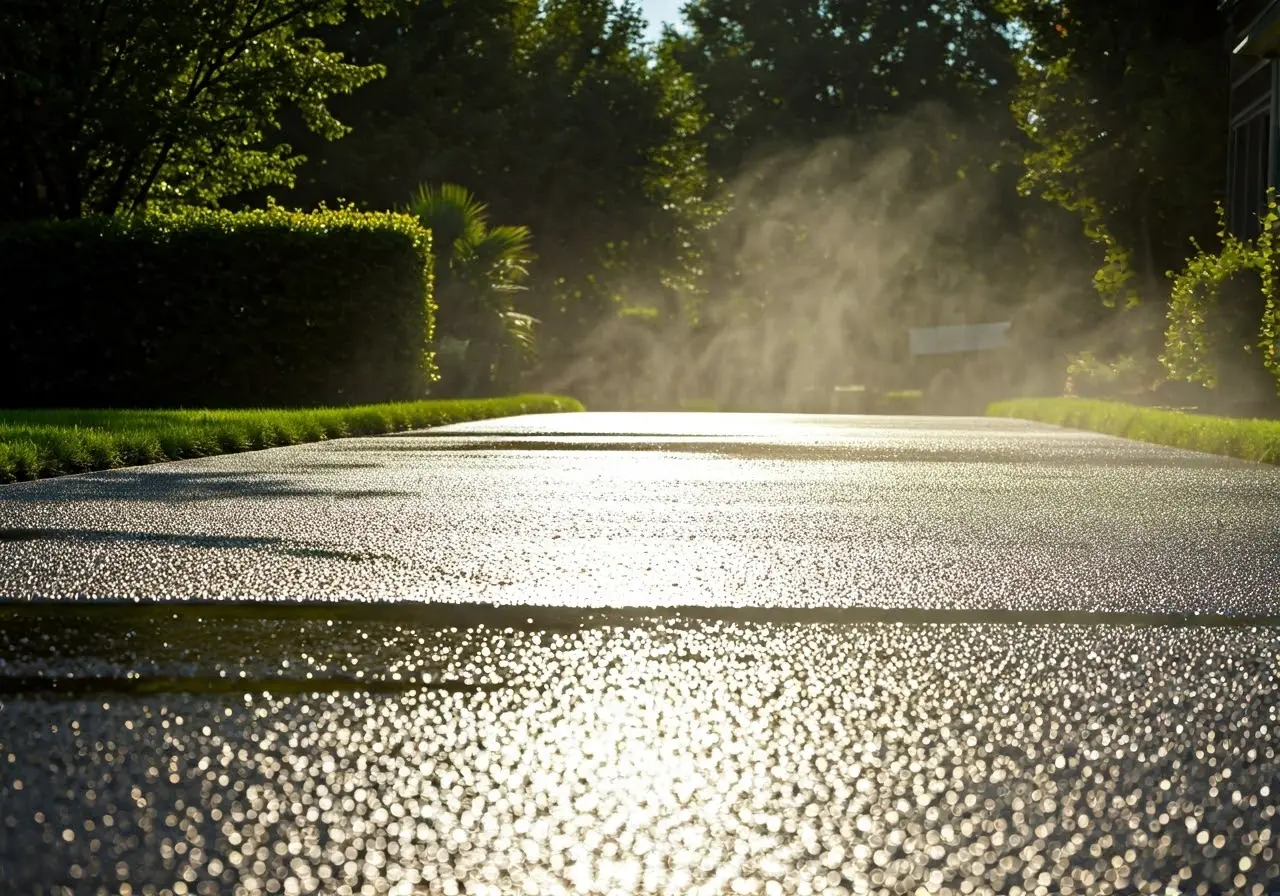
(406, 183, 537, 398)
(1064, 352, 1156, 398)
(874, 389, 924, 414)
(0, 206, 434, 409)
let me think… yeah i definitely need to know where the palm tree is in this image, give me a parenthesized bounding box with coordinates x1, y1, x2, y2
(406, 183, 537, 396)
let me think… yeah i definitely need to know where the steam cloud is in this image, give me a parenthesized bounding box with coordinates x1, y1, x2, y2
(544, 104, 1101, 412)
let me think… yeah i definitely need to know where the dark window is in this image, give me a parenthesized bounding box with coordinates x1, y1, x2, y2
(1235, 63, 1273, 112)
(1227, 109, 1272, 238)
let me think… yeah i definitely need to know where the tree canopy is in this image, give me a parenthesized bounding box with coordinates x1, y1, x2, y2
(0, 0, 1257, 403)
(671, 0, 1020, 179)
(0, 0, 396, 221)
(656, 0, 1071, 402)
(1008, 0, 1227, 307)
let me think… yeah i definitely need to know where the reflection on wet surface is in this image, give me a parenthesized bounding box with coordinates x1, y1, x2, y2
(2, 616, 1278, 894)
(4, 414, 1280, 893)
(1, 414, 1279, 615)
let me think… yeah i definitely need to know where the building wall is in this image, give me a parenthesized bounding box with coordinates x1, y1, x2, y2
(1226, 0, 1280, 237)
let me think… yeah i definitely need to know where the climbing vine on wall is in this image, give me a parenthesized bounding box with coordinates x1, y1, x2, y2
(1163, 192, 1280, 390)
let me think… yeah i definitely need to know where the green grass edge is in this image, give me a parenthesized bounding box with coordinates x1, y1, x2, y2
(0, 394, 584, 484)
(986, 397, 1280, 465)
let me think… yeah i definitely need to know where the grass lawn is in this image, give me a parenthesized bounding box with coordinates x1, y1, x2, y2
(0, 394, 583, 483)
(987, 397, 1280, 465)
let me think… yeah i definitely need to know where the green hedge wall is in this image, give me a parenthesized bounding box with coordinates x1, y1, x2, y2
(0, 206, 435, 408)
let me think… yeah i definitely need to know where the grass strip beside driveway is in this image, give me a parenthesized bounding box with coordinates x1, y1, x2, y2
(988, 397, 1280, 465)
(0, 394, 583, 483)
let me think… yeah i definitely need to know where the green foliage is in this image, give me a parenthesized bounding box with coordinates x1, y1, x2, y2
(673, 0, 1019, 176)
(987, 397, 1280, 465)
(1163, 196, 1280, 390)
(0, 0, 393, 220)
(282, 0, 716, 373)
(0, 205, 435, 408)
(1065, 351, 1156, 397)
(1011, 51, 1136, 305)
(0, 395, 584, 483)
(406, 183, 536, 396)
(1007, 0, 1225, 307)
(873, 390, 925, 415)
(657, 0, 1060, 407)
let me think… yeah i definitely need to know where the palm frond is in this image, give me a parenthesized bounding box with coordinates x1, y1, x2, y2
(407, 181, 540, 394)
(405, 182, 490, 251)
(466, 226, 534, 272)
(500, 310, 540, 359)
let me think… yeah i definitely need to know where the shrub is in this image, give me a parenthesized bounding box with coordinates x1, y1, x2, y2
(1163, 194, 1280, 392)
(1064, 352, 1157, 398)
(0, 205, 434, 408)
(405, 183, 536, 397)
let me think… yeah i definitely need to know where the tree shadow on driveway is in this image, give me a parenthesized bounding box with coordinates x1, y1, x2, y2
(0, 468, 415, 503)
(337, 435, 1264, 469)
(0, 525, 397, 562)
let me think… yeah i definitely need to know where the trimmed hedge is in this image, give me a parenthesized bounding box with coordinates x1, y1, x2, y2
(0, 206, 434, 408)
(0, 394, 584, 483)
(987, 397, 1280, 464)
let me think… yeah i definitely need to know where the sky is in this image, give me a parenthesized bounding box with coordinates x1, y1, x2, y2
(638, 0, 684, 41)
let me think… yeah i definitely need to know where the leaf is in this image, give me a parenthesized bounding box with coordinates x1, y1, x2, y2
(0, 0, 392, 217)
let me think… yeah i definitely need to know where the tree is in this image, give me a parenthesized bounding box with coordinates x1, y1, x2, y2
(405, 183, 536, 396)
(0, 0, 392, 220)
(671, 0, 1020, 179)
(279, 0, 717, 399)
(661, 0, 1058, 402)
(1008, 0, 1227, 309)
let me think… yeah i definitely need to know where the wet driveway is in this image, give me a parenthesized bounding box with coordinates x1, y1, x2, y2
(1, 413, 1279, 894)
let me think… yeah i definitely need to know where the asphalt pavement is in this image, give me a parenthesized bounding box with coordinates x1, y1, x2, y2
(2, 412, 1279, 894)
